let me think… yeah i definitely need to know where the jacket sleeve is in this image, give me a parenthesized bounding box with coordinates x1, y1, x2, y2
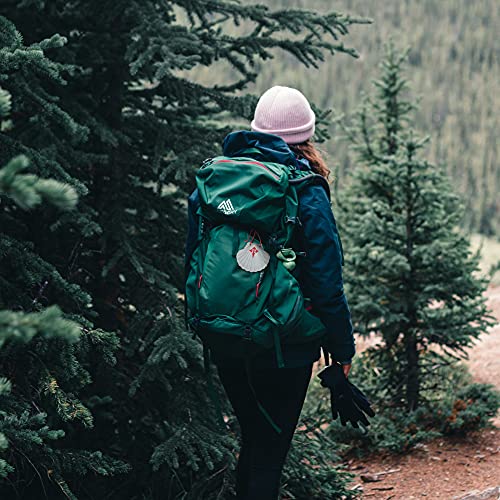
(184, 189, 200, 281)
(297, 185, 355, 364)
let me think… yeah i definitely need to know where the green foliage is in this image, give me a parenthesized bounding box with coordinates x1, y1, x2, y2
(331, 406, 441, 455)
(437, 382, 500, 435)
(0, 86, 11, 118)
(339, 42, 495, 411)
(2, 2, 495, 496)
(241, 0, 500, 237)
(0, 19, 123, 498)
(0, 1, 367, 497)
(315, 352, 499, 455)
(0, 85, 77, 210)
(0, 306, 81, 347)
(288, 39, 499, 469)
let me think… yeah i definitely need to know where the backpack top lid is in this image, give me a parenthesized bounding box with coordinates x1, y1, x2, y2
(196, 156, 294, 234)
(218, 130, 331, 202)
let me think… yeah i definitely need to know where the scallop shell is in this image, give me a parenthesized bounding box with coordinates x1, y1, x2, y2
(236, 242, 270, 272)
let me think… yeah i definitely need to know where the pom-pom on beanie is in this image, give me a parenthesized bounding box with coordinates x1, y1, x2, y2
(251, 85, 315, 144)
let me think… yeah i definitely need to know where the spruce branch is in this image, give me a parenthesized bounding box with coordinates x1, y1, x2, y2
(0, 154, 78, 210)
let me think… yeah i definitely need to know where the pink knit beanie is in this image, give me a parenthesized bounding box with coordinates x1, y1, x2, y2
(251, 86, 315, 144)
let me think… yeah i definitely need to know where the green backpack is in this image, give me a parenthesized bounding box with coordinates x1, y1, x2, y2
(186, 155, 329, 370)
(186, 156, 330, 433)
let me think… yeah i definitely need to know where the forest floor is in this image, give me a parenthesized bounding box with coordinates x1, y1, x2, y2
(345, 284, 500, 499)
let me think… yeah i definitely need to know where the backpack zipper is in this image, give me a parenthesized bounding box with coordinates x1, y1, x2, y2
(255, 270, 265, 298)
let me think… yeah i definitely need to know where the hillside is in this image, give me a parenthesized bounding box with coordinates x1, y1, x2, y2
(189, 0, 500, 237)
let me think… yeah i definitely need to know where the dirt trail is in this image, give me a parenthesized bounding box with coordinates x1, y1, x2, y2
(347, 285, 500, 499)
(466, 285, 500, 426)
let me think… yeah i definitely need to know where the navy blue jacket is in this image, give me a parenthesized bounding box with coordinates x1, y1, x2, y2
(185, 131, 355, 368)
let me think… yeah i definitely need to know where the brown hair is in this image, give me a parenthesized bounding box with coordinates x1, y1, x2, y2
(289, 140, 330, 179)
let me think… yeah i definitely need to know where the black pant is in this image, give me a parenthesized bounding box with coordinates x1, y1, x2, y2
(216, 362, 313, 500)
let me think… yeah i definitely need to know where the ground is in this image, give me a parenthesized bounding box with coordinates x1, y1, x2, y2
(345, 285, 500, 499)
(348, 428, 499, 499)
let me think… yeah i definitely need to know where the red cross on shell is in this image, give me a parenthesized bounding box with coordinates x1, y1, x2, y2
(249, 245, 259, 257)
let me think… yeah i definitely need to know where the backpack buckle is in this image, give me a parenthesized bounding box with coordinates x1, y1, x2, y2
(188, 315, 201, 334)
(267, 233, 281, 252)
(285, 215, 302, 226)
(200, 157, 214, 168)
(243, 325, 252, 341)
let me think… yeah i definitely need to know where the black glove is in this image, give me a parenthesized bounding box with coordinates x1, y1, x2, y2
(317, 363, 375, 428)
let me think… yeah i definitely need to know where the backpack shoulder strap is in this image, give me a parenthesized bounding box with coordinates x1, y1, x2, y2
(289, 171, 331, 201)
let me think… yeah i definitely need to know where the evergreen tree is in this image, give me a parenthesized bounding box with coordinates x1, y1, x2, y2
(247, 0, 500, 239)
(0, 21, 125, 499)
(0, 2, 368, 497)
(339, 43, 495, 411)
(0, 85, 80, 481)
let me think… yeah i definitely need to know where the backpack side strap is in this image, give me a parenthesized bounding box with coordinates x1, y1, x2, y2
(203, 344, 226, 431)
(244, 358, 283, 435)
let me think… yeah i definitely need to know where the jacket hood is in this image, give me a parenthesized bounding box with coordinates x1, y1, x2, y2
(222, 130, 310, 170)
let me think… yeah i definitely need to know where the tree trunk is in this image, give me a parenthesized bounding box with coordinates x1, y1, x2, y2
(405, 330, 419, 411)
(404, 142, 419, 411)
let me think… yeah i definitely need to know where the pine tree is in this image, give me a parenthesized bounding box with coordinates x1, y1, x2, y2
(0, 2, 370, 498)
(339, 43, 495, 411)
(0, 21, 124, 499)
(0, 85, 83, 481)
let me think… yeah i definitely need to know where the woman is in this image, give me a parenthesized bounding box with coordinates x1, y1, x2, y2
(185, 86, 355, 499)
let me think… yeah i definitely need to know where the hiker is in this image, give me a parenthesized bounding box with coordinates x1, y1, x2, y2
(185, 86, 356, 500)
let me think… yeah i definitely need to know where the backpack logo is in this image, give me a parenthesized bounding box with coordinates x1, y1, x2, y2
(217, 198, 237, 215)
